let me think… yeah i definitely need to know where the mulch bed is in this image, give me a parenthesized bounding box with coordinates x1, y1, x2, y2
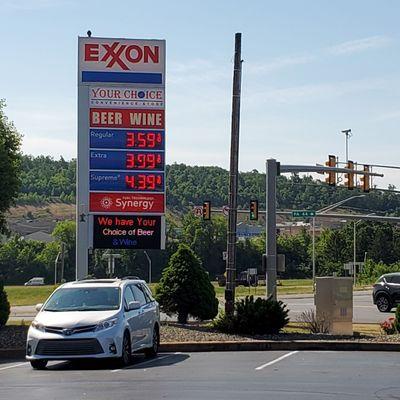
(1, 322, 400, 350)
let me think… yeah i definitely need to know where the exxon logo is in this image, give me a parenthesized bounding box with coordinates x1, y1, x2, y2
(84, 42, 160, 71)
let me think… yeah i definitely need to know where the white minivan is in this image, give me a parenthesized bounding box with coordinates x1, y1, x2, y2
(26, 278, 160, 369)
(24, 277, 45, 286)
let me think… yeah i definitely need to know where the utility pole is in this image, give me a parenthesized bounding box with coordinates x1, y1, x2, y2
(341, 129, 352, 162)
(225, 32, 242, 315)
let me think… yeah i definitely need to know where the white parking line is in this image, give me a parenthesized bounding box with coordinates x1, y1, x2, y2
(255, 351, 299, 371)
(111, 354, 176, 373)
(0, 362, 28, 372)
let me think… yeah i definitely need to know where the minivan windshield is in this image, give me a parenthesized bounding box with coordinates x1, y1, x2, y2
(44, 287, 121, 311)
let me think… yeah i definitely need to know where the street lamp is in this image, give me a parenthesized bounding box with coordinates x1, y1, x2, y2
(311, 194, 367, 286)
(144, 251, 152, 284)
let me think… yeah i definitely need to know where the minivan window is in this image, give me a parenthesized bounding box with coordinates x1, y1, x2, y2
(44, 287, 121, 311)
(123, 286, 135, 308)
(130, 284, 147, 306)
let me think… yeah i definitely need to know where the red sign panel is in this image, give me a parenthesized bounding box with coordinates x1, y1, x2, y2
(90, 108, 164, 129)
(90, 192, 164, 213)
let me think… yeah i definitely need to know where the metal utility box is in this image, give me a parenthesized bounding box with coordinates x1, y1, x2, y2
(315, 277, 353, 335)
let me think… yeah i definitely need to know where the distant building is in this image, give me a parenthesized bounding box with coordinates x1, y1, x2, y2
(23, 231, 55, 243)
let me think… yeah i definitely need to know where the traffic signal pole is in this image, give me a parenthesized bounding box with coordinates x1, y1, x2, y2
(264, 161, 383, 301)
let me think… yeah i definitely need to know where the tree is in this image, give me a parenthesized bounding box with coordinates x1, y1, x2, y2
(0, 100, 22, 233)
(52, 220, 76, 281)
(0, 280, 10, 328)
(182, 213, 227, 277)
(155, 244, 218, 324)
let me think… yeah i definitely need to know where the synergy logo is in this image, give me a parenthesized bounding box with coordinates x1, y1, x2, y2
(100, 196, 113, 209)
(84, 42, 160, 70)
(90, 193, 165, 213)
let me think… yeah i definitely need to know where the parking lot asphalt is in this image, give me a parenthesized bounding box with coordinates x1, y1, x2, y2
(0, 351, 399, 400)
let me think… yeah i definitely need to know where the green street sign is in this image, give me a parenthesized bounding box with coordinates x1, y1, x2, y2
(292, 210, 316, 218)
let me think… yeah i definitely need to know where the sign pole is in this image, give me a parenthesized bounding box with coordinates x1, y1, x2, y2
(76, 82, 90, 280)
(266, 158, 277, 301)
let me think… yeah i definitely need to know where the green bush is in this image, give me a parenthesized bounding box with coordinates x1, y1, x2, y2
(0, 280, 10, 328)
(214, 295, 289, 335)
(394, 305, 400, 333)
(155, 244, 218, 324)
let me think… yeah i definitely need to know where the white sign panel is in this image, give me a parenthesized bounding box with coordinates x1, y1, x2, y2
(89, 86, 164, 108)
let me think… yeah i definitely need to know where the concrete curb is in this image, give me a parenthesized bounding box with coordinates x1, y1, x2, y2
(1, 340, 399, 361)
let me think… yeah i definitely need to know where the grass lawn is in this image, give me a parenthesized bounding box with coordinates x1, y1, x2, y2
(5, 285, 57, 306)
(5, 279, 372, 306)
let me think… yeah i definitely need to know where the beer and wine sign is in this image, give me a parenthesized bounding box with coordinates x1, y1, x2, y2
(78, 37, 166, 250)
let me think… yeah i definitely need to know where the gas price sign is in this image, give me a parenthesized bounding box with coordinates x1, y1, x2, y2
(78, 36, 166, 256)
(90, 130, 165, 150)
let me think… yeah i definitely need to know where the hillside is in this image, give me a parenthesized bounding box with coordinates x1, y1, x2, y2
(12, 155, 400, 217)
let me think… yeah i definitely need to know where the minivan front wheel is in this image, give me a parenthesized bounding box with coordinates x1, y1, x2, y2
(119, 332, 132, 366)
(144, 326, 159, 358)
(30, 359, 48, 370)
(376, 295, 392, 312)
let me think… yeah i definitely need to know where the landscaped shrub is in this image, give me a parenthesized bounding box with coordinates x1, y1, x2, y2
(0, 280, 10, 328)
(155, 244, 218, 324)
(394, 305, 400, 333)
(381, 317, 396, 335)
(214, 295, 289, 335)
(296, 309, 330, 334)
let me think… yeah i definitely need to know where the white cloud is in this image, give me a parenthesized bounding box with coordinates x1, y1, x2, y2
(326, 36, 392, 56)
(22, 136, 76, 160)
(372, 109, 400, 122)
(3, 0, 71, 10)
(248, 77, 388, 105)
(247, 55, 315, 75)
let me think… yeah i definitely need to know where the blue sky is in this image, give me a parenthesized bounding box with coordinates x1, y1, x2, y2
(1, 0, 399, 188)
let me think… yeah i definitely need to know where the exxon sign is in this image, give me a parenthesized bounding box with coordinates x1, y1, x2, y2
(79, 38, 165, 85)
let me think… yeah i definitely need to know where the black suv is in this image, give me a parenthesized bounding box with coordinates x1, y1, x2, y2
(373, 273, 400, 312)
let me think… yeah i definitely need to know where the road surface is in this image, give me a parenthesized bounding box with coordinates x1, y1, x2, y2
(10, 290, 389, 324)
(0, 351, 398, 399)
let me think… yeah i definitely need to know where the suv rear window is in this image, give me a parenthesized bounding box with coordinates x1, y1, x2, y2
(390, 275, 400, 284)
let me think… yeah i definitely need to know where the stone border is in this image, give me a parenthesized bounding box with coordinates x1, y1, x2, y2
(1, 340, 400, 361)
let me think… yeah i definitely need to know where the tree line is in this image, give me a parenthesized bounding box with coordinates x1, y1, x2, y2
(1, 214, 400, 285)
(16, 156, 400, 215)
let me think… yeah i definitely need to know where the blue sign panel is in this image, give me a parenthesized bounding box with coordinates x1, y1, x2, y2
(90, 150, 164, 171)
(90, 129, 165, 150)
(90, 171, 164, 192)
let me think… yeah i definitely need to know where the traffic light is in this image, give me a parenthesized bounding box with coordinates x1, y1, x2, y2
(202, 201, 211, 220)
(249, 200, 258, 220)
(360, 165, 370, 193)
(325, 155, 336, 186)
(345, 160, 354, 190)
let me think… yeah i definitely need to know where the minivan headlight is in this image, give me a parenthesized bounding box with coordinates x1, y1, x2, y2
(95, 318, 118, 332)
(31, 320, 45, 332)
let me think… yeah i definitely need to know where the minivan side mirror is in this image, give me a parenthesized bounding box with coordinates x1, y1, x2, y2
(35, 303, 43, 312)
(127, 301, 141, 311)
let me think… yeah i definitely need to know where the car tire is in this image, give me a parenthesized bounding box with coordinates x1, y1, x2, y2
(376, 294, 392, 312)
(144, 325, 159, 358)
(30, 359, 48, 370)
(119, 331, 132, 367)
